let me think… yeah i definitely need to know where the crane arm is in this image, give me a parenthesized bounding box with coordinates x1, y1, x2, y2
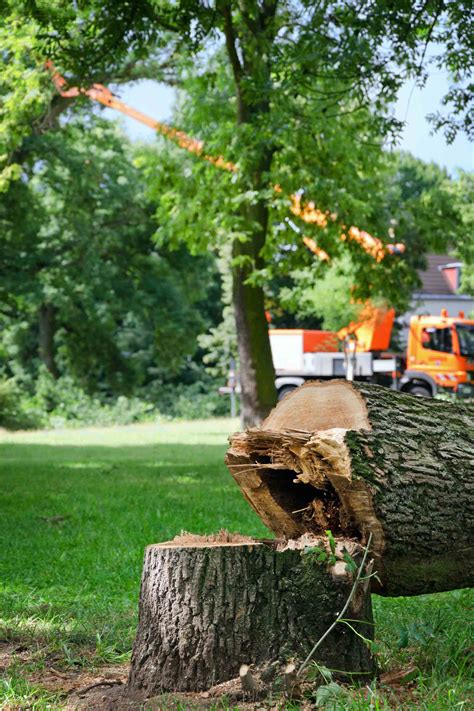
(46, 61, 235, 172)
(47, 63, 404, 263)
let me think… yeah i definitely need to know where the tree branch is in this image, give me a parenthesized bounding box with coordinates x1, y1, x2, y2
(221, 2, 247, 122)
(221, 3, 243, 84)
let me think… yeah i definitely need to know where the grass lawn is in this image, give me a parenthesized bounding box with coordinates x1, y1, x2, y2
(0, 419, 472, 709)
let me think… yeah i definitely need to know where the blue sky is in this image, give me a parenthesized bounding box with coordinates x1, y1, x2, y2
(102, 76, 473, 175)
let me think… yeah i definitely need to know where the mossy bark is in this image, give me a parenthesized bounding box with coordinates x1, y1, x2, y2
(344, 382, 474, 595)
(128, 538, 374, 694)
(226, 381, 474, 596)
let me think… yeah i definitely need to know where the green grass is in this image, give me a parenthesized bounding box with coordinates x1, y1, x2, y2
(0, 419, 472, 709)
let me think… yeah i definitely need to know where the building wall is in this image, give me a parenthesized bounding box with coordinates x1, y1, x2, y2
(409, 294, 474, 318)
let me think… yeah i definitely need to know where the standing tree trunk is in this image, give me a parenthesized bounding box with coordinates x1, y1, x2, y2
(223, 2, 278, 426)
(232, 207, 277, 427)
(128, 533, 374, 694)
(38, 302, 60, 378)
(226, 380, 474, 596)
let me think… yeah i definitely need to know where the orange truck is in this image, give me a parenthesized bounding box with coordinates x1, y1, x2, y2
(270, 308, 474, 399)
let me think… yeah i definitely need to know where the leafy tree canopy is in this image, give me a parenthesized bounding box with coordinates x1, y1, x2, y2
(0, 114, 219, 394)
(448, 170, 474, 294)
(11, 0, 473, 143)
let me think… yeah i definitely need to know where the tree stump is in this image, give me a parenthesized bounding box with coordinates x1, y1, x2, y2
(226, 380, 474, 596)
(128, 532, 374, 694)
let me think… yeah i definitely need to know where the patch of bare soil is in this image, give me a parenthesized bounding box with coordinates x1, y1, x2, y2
(67, 680, 274, 711)
(1, 641, 416, 710)
(0, 641, 128, 709)
(0, 642, 284, 710)
(67, 672, 295, 710)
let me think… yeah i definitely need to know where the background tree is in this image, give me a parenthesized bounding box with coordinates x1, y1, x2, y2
(0, 115, 220, 399)
(448, 171, 474, 295)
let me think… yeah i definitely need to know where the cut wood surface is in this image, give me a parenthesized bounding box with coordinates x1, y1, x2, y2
(127, 532, 374, 694)
(225, 380, 474, 596)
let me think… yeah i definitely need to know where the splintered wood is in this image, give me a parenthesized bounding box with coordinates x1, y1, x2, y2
(225, 379, 474, 596)
(226, 425, 355, 539)
(225, 379, 369, 541)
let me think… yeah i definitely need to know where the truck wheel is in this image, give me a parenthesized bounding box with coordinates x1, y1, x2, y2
(277, 385, 297, 401)
(408, 385, 432, 398)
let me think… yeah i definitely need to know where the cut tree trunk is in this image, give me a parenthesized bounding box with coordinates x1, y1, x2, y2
(225, 380, 474, 597)
(128, 532, 374, 694)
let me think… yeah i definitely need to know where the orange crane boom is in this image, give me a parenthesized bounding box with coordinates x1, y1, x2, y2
(47, 63, 405, 263)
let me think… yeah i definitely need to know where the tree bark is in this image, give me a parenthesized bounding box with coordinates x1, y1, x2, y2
(38, 302, 60, 378)
(232, 214, 277, 427)
(225, 380, 474, 596)
(128, 533, 374, 694)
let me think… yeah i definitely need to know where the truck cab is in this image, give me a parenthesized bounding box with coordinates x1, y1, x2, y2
(400, 311, 474, 397)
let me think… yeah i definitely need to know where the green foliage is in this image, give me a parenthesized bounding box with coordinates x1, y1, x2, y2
(379, 152, 463, 268)
(0, 115, 220, 402)
(1, 5, 471, 421)
(0, 12, 225, 413)
(304, 531, 358, 574)
(448, 170, 474, 294)
(0, 16, 52, 190)
(0, 370, 232, 429)
(197, 249, 238, 379)
(28, 371, 157, 428)
(156, 380, 232, 420)
(0, 379, 40, 430)
(136, 65, 467, 339)
(14, 1, 470, 299)
(314, 681, 349, 708)
(14, 1, 472, 143)
(143, 61, 388, 265)
(277, 152, 468, 330)
(198, 304, 238, 379)
(279, 257, 362, 332)
(424, 2, 473, 142)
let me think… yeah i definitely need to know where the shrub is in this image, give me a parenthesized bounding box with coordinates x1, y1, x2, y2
(0, 371, 234, 431)
(0, 379, 41, 430)
(29, 373, 157, 428)
(156, 381, 235, 420)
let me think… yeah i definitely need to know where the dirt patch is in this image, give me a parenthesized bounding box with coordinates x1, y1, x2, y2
(0, 641, 128, 709)
(1, 639, 417, 710)
(0, 642, 274, 710)
(67, 679, 268, 710)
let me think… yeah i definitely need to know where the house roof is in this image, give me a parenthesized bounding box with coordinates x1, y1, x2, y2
(417, 254, 459, 295)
